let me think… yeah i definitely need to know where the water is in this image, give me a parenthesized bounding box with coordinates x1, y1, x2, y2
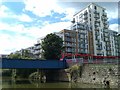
(1, 77, 116, 89)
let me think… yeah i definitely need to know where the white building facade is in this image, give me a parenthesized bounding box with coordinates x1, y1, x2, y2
(72, 3, 115, 56)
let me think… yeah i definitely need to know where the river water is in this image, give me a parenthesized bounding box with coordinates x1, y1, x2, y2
(1, 77, 117, 89)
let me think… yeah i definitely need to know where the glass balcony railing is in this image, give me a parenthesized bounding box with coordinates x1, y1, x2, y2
(94, 15, 100, 19)
(94, 11, 99, 15)
(84, 11, 88, 15)
(102, 12, 107, 17)
(84, 16, 88, 20)
(96, 47, 102, 50)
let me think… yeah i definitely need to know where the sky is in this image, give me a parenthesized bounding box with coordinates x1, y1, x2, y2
(0, 0, 119, 54)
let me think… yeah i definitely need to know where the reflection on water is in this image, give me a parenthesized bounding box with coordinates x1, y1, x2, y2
(2, 77, 117, 88)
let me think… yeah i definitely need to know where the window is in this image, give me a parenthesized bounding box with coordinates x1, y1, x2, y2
(89, 9, 91, 13)
(90, 18, 91, 21)
(94, 6, 97, 10)
(79, 14, 83, 18)
(89, 14, 91, 17)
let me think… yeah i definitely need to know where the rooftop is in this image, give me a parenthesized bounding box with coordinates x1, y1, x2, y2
(74, 3, 106, 16)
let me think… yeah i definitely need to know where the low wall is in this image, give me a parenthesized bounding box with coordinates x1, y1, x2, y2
(59, 63, 119, 87)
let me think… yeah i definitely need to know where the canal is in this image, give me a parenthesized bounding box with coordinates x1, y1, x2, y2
(1, 76, 117, 89)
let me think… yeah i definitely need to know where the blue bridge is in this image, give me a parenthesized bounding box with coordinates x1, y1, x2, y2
(1, 58, 68, 69)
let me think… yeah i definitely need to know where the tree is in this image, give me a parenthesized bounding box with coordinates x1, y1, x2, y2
(41, 33, 63, 60)
(8, 52, 21, 59)
(8, 50, 34, 59)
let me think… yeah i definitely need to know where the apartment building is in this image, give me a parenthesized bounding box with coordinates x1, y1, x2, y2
(118, 34, 120, 57)
(71, 23, 89, 54)
(56, 29, 76, 54)
(108, 30, 119, 56)
(0, 54, 8, 58)
(72, 3, 111, 56)
(34, 37, 44, 58)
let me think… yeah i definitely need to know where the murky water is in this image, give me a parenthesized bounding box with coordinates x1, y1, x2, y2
(1, 77, 117, 89)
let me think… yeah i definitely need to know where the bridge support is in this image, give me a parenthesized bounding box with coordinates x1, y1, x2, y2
(37, 69, 46, 83)
(11, 69, 16, 83)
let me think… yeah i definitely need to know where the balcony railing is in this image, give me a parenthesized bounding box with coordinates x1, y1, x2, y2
(84, 16, 88, 20)
(102, 12, 107, 17)
(106, 47, 111, 51)
(94, 15, 100, 19)
(77, 26, 85, 30)
(95, 20, 100, 23)
(66, 44, 72, 47)
(84, 11, 88, 15)
(96, 41, 101, 45)
(102, 17, 108, 21)
(94, 24, 99, 28)
(94, 11, 99, 15)
(96, 47, 102, 50)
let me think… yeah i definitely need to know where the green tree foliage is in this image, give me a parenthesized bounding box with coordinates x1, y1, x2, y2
(8, 50, 34, 59)
(41, 33, 63, 60)
(8, 52, 21, 59)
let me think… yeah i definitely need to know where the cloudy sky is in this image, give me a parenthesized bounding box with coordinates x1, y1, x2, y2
(0, 0, 119, 54)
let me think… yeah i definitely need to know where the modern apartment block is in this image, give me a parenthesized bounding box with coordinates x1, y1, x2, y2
(34, 37, 44, 58)
(71, 23, 89, 54)
(106, 30, 119, 56)
(118, 34, 120, 57)
(56, 29, 77, 54)
(71, 3, 118, 56)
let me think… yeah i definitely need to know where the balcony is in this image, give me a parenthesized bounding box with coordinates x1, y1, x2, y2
(80, 50, 87, 54)
(96, 47, 102, 50)
(103, 25, 108, 29)
(65, 33, 71, 37)
(34, 50, 40, 55)
(95, 36, 100, 40)
(96, 41, 101, 45)
(84, 16, 88, 20)
(102, 12, 107, 17)
(66, 48, 73, 53)
(97, 53, 103, 56)
(106, 44, 111, 47)
(72, 27, 76, 30)
(94, 11, 99, 15)
(94, 23, 99, 28)
(102, 17, 108, 21)
(95, 33, 99, 36)
(104, 38, 109, 42)
(95, 19, 100, 23)
(66, 44, 72, 47)
(106, 47, 111, 51)
(65, 38, 72, 42)
(35, 43, 40, 46)
(71, 18, 75, 23)
(79, 31, 86, 34)
(104, 33, 108, 37)
(80, 45, 87, 49)
(94, 15, 100, 19)
(95, 27, 99, 30)
(77, 26, 85, 30)
(103, 21, 108, 25)
(103, 29, 108, 33)
(34, 46, 41, 50)
(84, 11, 88, 15)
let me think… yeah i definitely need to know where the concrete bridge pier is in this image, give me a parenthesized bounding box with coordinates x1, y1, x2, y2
(11, 69, 17, 84)
(37, 69, 46, 83)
